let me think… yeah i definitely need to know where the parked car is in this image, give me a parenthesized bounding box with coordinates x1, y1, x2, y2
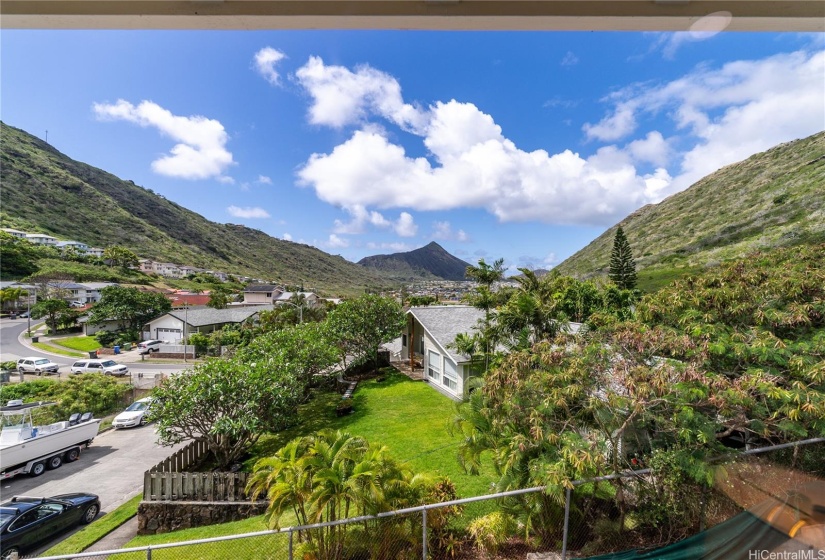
(137, 339, 163, 354)
(0, 494, 100, 560)
(17, 311, 29, 319)
(16, 357, 59, 376)
(112, 397, 154, 429)
(69, 301, 86, 308)
(70, 359, 129, 376)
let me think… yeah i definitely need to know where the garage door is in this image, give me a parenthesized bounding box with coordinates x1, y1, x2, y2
(155, 328, 182, 343)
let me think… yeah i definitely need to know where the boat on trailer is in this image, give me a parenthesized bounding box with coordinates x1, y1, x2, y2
(1, 400, 100, 478)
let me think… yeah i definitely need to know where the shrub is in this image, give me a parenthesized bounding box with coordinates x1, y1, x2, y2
(468, 512, 515, 556)
(95, 330, 118, 347)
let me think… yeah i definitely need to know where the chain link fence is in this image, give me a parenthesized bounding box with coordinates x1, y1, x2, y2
(28, 438, 824, 560)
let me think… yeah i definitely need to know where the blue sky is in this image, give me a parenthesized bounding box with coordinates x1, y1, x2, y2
(2, 29, 823, 274)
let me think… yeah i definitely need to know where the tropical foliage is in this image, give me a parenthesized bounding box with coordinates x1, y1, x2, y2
(247, 430, 458, 560)
(151, 357, 306, 467)
(87, 286, 171, 340)
(0, 375, 131, 424)
(453, 244, 825, 545)
(325, 295, 405, 373)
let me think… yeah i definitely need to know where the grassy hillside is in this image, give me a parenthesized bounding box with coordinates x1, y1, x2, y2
(0, 122, 396, 296)
(556, 131, 825, 287)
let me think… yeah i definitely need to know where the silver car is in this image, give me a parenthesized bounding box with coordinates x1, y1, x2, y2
(70, 359, 129, 376)
(16, 357, 59, 375)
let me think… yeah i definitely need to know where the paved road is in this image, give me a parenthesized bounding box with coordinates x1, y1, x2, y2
(0, 316, 190, 378)
(0, 423, 186, 557)
(0, 423, 185, 511)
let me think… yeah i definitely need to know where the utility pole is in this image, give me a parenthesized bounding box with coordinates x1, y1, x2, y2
(183, 304, 189, 363)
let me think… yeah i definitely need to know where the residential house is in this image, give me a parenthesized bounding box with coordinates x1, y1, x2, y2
(144, 305, 273, 343)
(47, 281, 117, 304)
(80, 282, 118, 303)
(56, 240, 89, 253)
(77, 315, 120, 336)
(167, 292, 212, 307)
(25, 233, 58, 246)
(401, 305, 582, 400)
(242, 284, 284, 305)
(86, 247, 105, 258)
(138, 259, 155, 274)
(273, 291, 321, 306)
(401, 306, 486, 400)
(1, 228, 28, 239)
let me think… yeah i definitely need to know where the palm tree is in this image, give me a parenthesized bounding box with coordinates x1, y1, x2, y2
(0, 287, 27, 313)
(248, 430, 436, 560)
(464, 258, 506, 373)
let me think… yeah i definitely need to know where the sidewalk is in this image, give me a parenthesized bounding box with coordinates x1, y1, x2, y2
(17, 328, 186, 366)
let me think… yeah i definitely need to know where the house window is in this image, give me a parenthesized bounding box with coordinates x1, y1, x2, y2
(427, 350, 440, 382)
(442, 357, 458, 391)
(402, 334, 407, 347)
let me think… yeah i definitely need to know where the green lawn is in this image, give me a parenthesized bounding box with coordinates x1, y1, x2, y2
(121, 369, 498, 554)
(31, 341, 85, 358)
(247, 369, 496, 500)
(51, 335, 102, 352)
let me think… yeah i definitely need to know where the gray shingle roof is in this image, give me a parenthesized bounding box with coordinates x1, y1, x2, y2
(408, 306, 485, 363)
(408, 306, 585, 363)
(243, 284, 281, 293)
(167, 305, 273, 327)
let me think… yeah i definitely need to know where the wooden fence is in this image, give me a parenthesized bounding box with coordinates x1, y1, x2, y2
(143, 439, 251, 501)
(147, 439, 209, 473)
(143, 471, 251, 501)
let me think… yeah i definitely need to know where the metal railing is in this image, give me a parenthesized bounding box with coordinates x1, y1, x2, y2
(29, 437, 825, 560)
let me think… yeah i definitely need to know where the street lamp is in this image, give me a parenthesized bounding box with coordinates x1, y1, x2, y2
(183, 303, 189, 363)
(26, 287, 36, 337)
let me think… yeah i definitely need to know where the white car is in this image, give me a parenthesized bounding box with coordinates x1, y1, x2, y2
(16, 357, 59, 376)
(137, 340, 162, 354)
(70, 359, 129, 376)
(112, 397, 154, 429)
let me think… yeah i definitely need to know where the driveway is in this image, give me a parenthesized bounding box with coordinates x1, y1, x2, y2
(0, 423, 185, 511)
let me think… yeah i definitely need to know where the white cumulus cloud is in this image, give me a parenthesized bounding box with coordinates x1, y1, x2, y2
(394, 212, 418, 237)
(297, 49, 824, 227)
(257, 175, 273, 185)
(431, 221, 469, 242)
(283, 233, 293, 241)
(327, 234, 350, 249)
(254, 47, 287, 85)
(295, 56, 427, 132)
(227, 206, 271, 219)
(93, 99, 234, 180)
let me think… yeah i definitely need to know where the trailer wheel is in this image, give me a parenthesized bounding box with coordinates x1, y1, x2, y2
(47, 455, 63, 470)
(64, 448, 80, 462)
(30, 462, 46, 477)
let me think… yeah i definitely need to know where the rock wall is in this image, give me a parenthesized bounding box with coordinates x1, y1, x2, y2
(138, 501, 267, 535)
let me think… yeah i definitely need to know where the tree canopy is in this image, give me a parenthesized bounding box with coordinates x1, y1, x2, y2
(88, 286, 171, 335)
(453, 244, 825, 544)
(325, 294, 404, 373)
(151, 356, 306, 467)
(608, 226, 637, 290)
(102, 245, 139, 269)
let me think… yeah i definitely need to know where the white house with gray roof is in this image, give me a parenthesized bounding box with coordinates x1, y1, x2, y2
(400, 306, 486, 400)
(144, 305, 274, 343)
(400, 305, 584, 400)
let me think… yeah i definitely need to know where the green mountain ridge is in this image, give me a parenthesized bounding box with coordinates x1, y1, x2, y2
(555, 131, 825, 280)
(0, 122, 396, 296)
(357, 241, 472, 281)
